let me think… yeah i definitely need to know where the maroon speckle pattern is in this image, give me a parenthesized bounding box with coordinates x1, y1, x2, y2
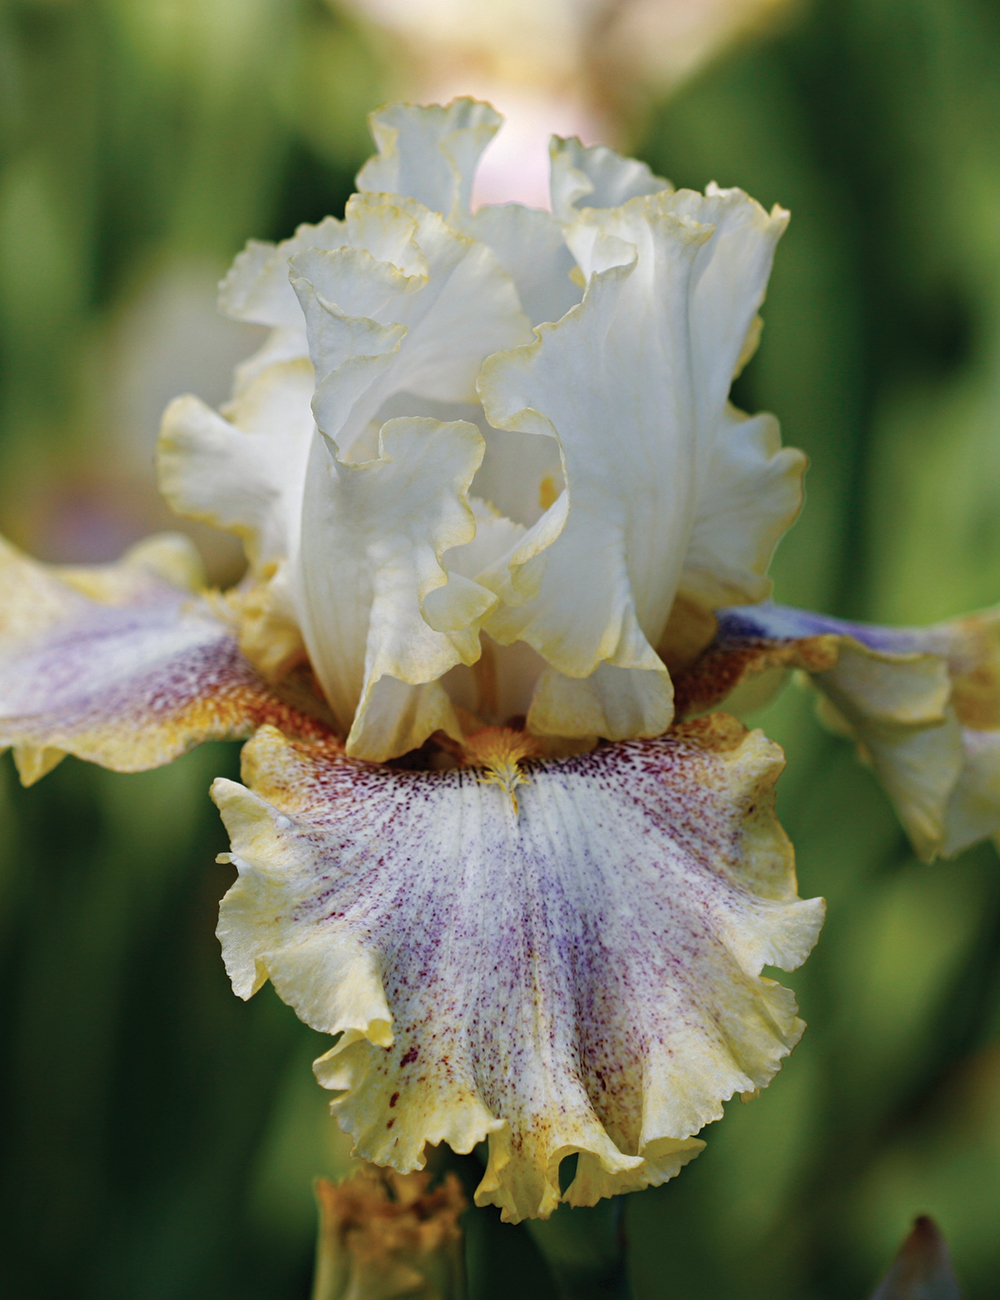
(671, 632, 838, 717)
(221, 717, 823, 1219)
(0, 594, 332, 770)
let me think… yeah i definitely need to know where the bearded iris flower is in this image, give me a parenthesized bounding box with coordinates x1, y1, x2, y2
(1, 100, 995, 1223)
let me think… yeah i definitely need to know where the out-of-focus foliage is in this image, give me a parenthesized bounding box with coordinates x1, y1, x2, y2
(1, 1, 999, 1298)
(0, 0, 384, 576)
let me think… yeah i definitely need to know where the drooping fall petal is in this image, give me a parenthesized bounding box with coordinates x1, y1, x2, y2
(213, 715, 823, 1223)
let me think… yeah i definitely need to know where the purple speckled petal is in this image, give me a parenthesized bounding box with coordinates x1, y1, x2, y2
(213, 714, 823, 1222)
(0, 534, 332, 783)
(675, 601, 1000, 859)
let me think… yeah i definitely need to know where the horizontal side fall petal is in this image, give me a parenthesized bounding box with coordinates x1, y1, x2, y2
(0, 536, 332, 782)
(672, 603, 981, 859)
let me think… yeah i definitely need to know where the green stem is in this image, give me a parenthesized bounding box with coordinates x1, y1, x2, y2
(525, 1197, 631, 1300)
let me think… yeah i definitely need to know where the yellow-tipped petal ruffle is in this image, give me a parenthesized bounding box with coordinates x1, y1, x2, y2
(287, 193, 531, 759)
(356, 99, 503, 227)
(213, 715, 823, 1223)
(158, 359, 317, 676)
(292, 192, 531, 457)
(0, 535, 331, 783)
(355, 99, 577, 327)
(158, 360, 316, 579)
(549, 136, 670, 222)
(681, 403, 806, 608)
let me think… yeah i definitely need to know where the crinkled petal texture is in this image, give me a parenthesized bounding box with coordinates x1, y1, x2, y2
(160, 104, 805, 759)
(356, 99, 504, 228)
(675, 602, 1000, 860)
(296, 417, 497, 762)
(357, 99, 583, 328)
(159, 360, 315, 577)
(0, 534, 330, 783)
(213, 715, 823, 1223)
(478, 188, 803, 742)
(549, 135, 670, 222)
(165, 179, 538, 760)
(288, 192, 533, 761)
(158, 359, 317, 675)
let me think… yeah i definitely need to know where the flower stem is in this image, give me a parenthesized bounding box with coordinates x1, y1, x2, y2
(525, 1197, 632, 1300)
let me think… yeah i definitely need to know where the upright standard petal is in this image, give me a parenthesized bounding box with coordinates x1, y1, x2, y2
(479, 188, 797, 741)
(158, 359, 317, 675)
(214, 715, 823, 1223)
(159, 361, 315, 575)
(478, 201, 706, 740)
(292, 192, 531, 453)
(464, 201, 582, 327)
(218, 216, 349, 393)
(296, 418, 497, 761)
(672, 602, 1000, 860)
(217, 165, 474, 387)
(0, 535, 330, 782)
(356, 99, 503, 226)
(289, 193, 530, 758)
(680, 403, 806, 608)
(219, 216, 347, 334)
(549, 136, 670, 222)
(356, 99, 585, 327)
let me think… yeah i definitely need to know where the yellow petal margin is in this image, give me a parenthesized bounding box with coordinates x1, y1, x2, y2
(213, 714, 824, 1223)
(0, 534, 331, 783)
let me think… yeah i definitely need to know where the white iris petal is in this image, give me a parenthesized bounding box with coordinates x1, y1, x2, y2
(157, 97, 804, 758)
(476, 185, 799, 740)
(288, 191, 531, 759)
(0, 100, 838, 1224)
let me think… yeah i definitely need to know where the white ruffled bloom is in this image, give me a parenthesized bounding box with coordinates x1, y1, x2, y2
(160, 99, 805, 762)
(3, 99, 999, 1224)
(0, 100, 830, 1223)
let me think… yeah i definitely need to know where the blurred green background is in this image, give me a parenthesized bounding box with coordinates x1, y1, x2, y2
(2, 0, 1000, 1296)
